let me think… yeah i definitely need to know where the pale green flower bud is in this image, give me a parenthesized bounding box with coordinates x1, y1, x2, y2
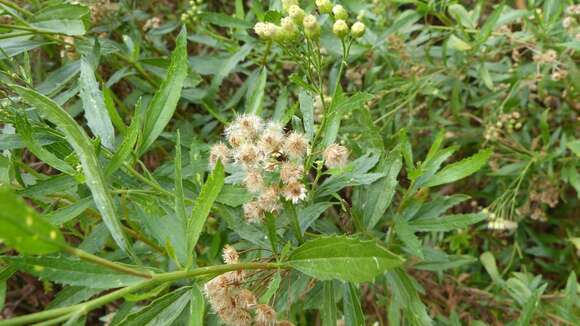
(333, 19, 349, 38)
(282, 0, 299, 13)
(254, 22, 279, 40)
(288, 5, 305, 25)
(303, 14, 320, 39)
(351, 21, 365, 38)
(280, 17, 298, 40)
(316, 0, 332, 14)
(332, 4, 348, 20)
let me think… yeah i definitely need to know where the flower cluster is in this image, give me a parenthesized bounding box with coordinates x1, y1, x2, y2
(209, 115, 310, 223)
(563, 5, 580, 41)
(484, 111, 523, 141)
(253, 0, 365, 42)
(143, 17, 162, 31)
(483, 209, 518, 231)
(181, 0, 204, 23)
(204, 246, 294, 326)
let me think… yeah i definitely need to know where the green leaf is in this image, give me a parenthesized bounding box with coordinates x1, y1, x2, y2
(424, 149, 491, 187)
(321, 281, 337, 326)
(186, 161, 225, 265)
(44, 197, 93, 226)
(448, 34, 472, 51)
(200, 12, 252, 29)
(299, 90, 315, 140)
(448, 4, 476, 28)
(4, 256, 142, 289)
(394, 216, 423, 258)
(31, 4, 89, 36)
(343, 283, 365, 326)
(140, 27, 188, 154)
(119, 287, 191, 326)
(10, 85, 132, 255)
(189, 284, 205, 326)
(207, 44, 252, 99)
(288, 236, 404, 283)
(480, 252, 503, 285)
(79, 57, 115, 149)
(14, 115, 77, 176)
(409, 213, 486, 232)
(174, 132, 186, 250)
(260, 272, 282, 304)
(317, 153, 383, 198)
(245, 67, 267, 115)
(385, 269, 433, 326)
(0, 187, 65, 254)
(516, 284, 547, 326)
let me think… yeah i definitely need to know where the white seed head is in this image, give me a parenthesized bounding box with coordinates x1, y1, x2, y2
(209, 143, 230, 168)
(332, 4, 348, 20)
(255, 304, 277, 324)
(280, 161, 303, 184)
(243, 169, 265, 193)
(235, 143, 262, 168)
(258, 187, 281, 212)
(283, 132, 309, 159)
(243, 201, 263, 223)
(222, 245, 239, 264)
(282, 181, 307, 204)
(333, 19, 349, 38)
(351, 21, 366, 38)
(323, 143, 349, 168)
(235, 289, 257, 309)
(258, 123, 285, 155)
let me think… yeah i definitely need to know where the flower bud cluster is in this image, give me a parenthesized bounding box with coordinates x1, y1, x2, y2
(328, 3, 365, 39)
(564, 4, 580, 39)
(484, 111, 523, 141)
(483, 209, 518, 231)
(204, 245, 295, 326)
(209, 115, 310, 223)
(181, 0, 204, 23)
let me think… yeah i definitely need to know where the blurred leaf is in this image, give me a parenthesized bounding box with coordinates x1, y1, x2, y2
(449, 4, 476, 28)
(448, 35, 472, 51)
(207, 44, 253, 99)
(260, 272, 282, 304)
(515, 284, 547, 326)
(321, 281, 337, 326)
(118, 287, 191, 326)
(288, 236, 404, 283)
(343, 283, 365, 326)
(409, 213, 486, 232)
(299, 90, 315, 140)
(31, 3, 90, 36)
(0, 187, 64, 254)
(140, 27, 188, 154)
(200, 12, 252, 29)
(245, 67, 267, 115)
(480, 252, 503, 285)
(424, 149, 491, 187)
(189, 284, 205, 325)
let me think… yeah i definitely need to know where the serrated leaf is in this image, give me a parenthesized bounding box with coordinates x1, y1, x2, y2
(288, 236, 404, 283)
(186, 161, 225, 265)
(4, 256, 142, 289)
(140, 27, 188, 154)
(0, 187, 65, 254)
(10, 85, 132, 255)
(409, 213, 486, 232)
(79, 57, 115, 149)
(424, 149, 491, 187)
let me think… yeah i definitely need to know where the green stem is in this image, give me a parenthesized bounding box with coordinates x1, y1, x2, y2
(0, 0, 33, 16)
(0, 262, 285, 326)
(63, 246, 153, 279)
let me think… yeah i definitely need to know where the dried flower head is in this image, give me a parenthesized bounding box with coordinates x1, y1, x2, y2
(323, 143, 349, 168)
(280, 162, 303, 184)
(244, 169, 265, 193)
(258, 187, 281, 212)
(255, 304, 277, 325)
(243, 201, 263, 223)
(283, 132, 309, 159)
(236, 114, 263, 139)
(236, 289, 257, 309)
(258, 123, 285, 155)
(222, 245, 239, 265)
(277, 321, 295, 326)
(209, 143, 230, 168)
(222, 308, 252, 326)
(282, 181, 307, 204)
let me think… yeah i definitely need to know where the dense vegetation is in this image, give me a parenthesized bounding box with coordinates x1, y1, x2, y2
(0, 0, 578, 325)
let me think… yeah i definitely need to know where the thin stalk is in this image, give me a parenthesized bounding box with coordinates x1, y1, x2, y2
(0, 0, 32, 16)
(0, 262, 284, 326)
(63, 246, 153, 279)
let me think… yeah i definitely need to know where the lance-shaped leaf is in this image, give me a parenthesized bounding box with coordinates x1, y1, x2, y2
(424, 149, 492, 187)
(118, 287, 191, 326)
(140, 27, 188, 154)
(0, 187, 65, 254)
(10, 85, 132, 255)
(287, 236, 404, 283)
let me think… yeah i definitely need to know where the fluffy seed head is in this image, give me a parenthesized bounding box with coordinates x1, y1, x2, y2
(221, 308, 252, 326)
(282, 181, 307, 204)
(283, 132, 309, 159)
(255, 304, 277, 324)
(258, 187, 281, 212)
(235, 143, 261, 168)
(316, 0, 332, 14)
(235, 114, 263, 139)
(280, 161, 303, 184)
(303, 14, 320, 38)
(222, 245, 239, 264)
(323, 143, 349, 168)
(333, 19, 349, 38)
(351, 21, 366, 38)
(236, 289, 257, 309)
(258, 123, 285, 155)
(243, 169, 264, 193)
(243, 201, 263, 223)
(209, 143, 230, 168)
(225, 127, 246, 147)
(332, 4, 348, 20)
